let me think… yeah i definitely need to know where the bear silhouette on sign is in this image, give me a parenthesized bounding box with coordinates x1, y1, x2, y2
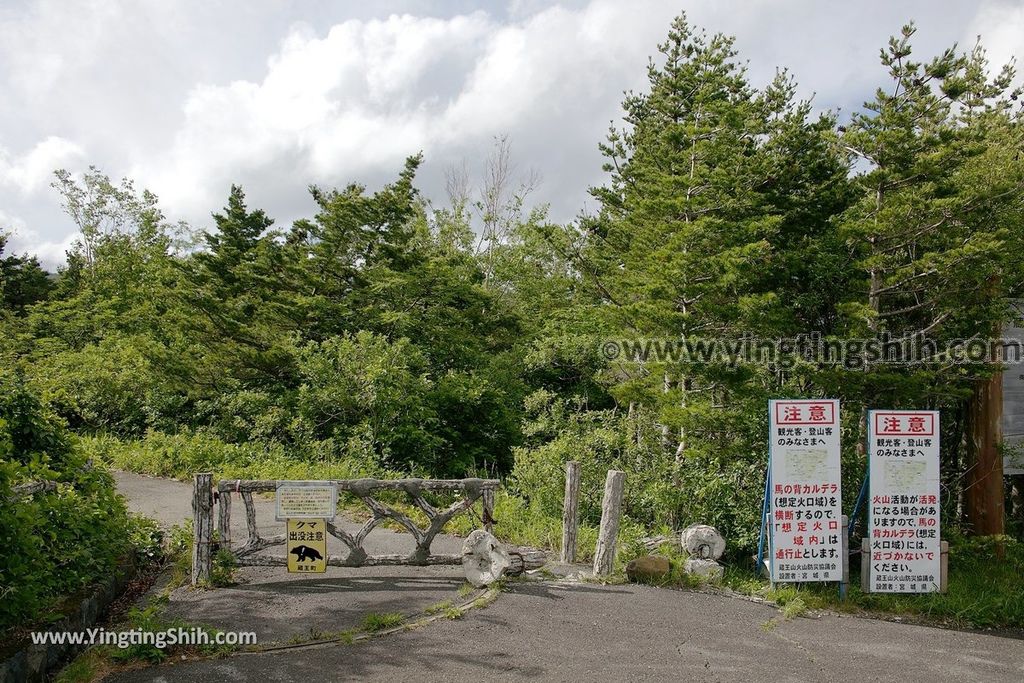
(290, 545, 324, 562)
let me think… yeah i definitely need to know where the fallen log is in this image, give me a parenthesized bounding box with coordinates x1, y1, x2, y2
(462, 531, 548, 586)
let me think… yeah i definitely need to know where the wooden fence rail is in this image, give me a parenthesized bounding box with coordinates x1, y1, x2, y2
(193, 475, 499, 585)
(7, 480, 58, 501)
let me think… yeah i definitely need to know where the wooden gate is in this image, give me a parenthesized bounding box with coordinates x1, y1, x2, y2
(191, 474, 497, 585)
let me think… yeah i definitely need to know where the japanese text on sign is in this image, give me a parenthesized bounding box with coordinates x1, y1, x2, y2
(868, 410, 940, 593)
(286, 518, 327, 573)
(769, 399, 842, 583)
(275, 482, 337, 521)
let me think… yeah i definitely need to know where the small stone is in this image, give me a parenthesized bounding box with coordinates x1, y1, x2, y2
(625, 554, 671, 583)
(680, 524, 726, 560)
(684, 558, 724, 581)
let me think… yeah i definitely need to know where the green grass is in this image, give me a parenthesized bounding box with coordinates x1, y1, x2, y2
(81, 431, 387, 484)
(424, 600, 464, 619)
(53, 649, 109, 683)
(423, 600, 454, 615)
(723, 534, 1024, 629)
(210, 549, 237, 588)
(288, 627, 358, 645)
(360, 612, 405, 632)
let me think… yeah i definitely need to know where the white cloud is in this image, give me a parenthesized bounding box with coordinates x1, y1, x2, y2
(0, 137, 84, 195)
(0, 207, 78, 266)
(134, 1, 675, 217)
(966, 0, 1024, 77)
(0, 1, 1009, 266)
(0, 208, 28, 236)
(12, 231, 79, 267)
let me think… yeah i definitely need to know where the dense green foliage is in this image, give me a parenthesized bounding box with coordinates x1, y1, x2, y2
(3, 15, 1024, 619)
(0, 374, 147, 633)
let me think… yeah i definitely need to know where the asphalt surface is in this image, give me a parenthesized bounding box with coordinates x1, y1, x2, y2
(109, 471, 1024, 683)
(114, 471, 468, 642)
(107, 581, 1024, 683)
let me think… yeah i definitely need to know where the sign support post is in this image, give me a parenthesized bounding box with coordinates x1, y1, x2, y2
(866, 410, 942, 593)
(755, 468, 771, 577)
(767, 399, 843, 586)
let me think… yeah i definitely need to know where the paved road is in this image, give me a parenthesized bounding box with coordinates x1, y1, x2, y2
(108, 580, 1024, 683)
(111, 471, 1024, 683)
(114, 471, 468, 643)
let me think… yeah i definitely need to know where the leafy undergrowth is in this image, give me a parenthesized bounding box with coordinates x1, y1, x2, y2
(54, 601, 239, 683)
(721, 534, 1024, 630)
(88, 433, 1023, 631)
(81, 431, 388, 485)
(85, 430, 639, 564)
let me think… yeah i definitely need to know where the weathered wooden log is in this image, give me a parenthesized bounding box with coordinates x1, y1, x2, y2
(241, 490, 259, 541)
(462, 530, 511, 587)
(217, 490, 232, 551)
(482, 488, 495, 533)
(234, 533, 286, 558)
(506, 546, 548, 576)
(680, 524, 726, 560)
(237, 553, 464, 568)
(638, 534, 675, 552)
(593, 470, 626, 576)
(9, 480, 58, 500)
(191, 473, 214, 586)
(216, 478, 500, 493)
(561, 461, 581, 563)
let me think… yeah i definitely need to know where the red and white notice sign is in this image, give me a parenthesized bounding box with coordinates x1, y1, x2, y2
(868, 410, 941, 593)
(768, 399, 842, 582)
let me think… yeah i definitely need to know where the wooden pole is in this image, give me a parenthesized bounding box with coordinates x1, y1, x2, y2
(965, 372, 1006, 537)
(482, 488, 495, 533)
(593, 470, 625, 576)
(192, 472, 213, 586)
(217, 489, 232, 551)
(561, 461, 581, 563)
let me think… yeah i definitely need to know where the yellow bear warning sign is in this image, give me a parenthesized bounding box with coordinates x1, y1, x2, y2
(287, 518, 327, 573)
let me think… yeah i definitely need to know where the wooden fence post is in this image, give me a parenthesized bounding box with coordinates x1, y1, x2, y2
(561, 461, 581, 563)
(192, 472, 213, 586)
(861, 538, 870, 592)
(217, 487, 232, 551)
(593, 470, 625, 575)
(482, 488, 495, 533)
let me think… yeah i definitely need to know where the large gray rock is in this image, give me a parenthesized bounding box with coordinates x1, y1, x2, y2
(685, 558, 724, 581)
(680, 524, 726, 560)
(625, 554, 671, 583)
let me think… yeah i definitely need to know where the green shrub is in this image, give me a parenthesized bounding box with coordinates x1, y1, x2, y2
(127, 514, 165, 565)
(0, 373, 142, 633)
(26, 336, 172, 437)
(82, 430, 387, 482)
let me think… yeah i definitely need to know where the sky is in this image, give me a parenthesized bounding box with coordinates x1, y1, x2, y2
(1, 0, 1022, 269)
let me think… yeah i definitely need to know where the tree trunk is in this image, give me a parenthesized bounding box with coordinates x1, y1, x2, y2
(593, 470, 626, 575)
(965, 372, 1006, 537)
